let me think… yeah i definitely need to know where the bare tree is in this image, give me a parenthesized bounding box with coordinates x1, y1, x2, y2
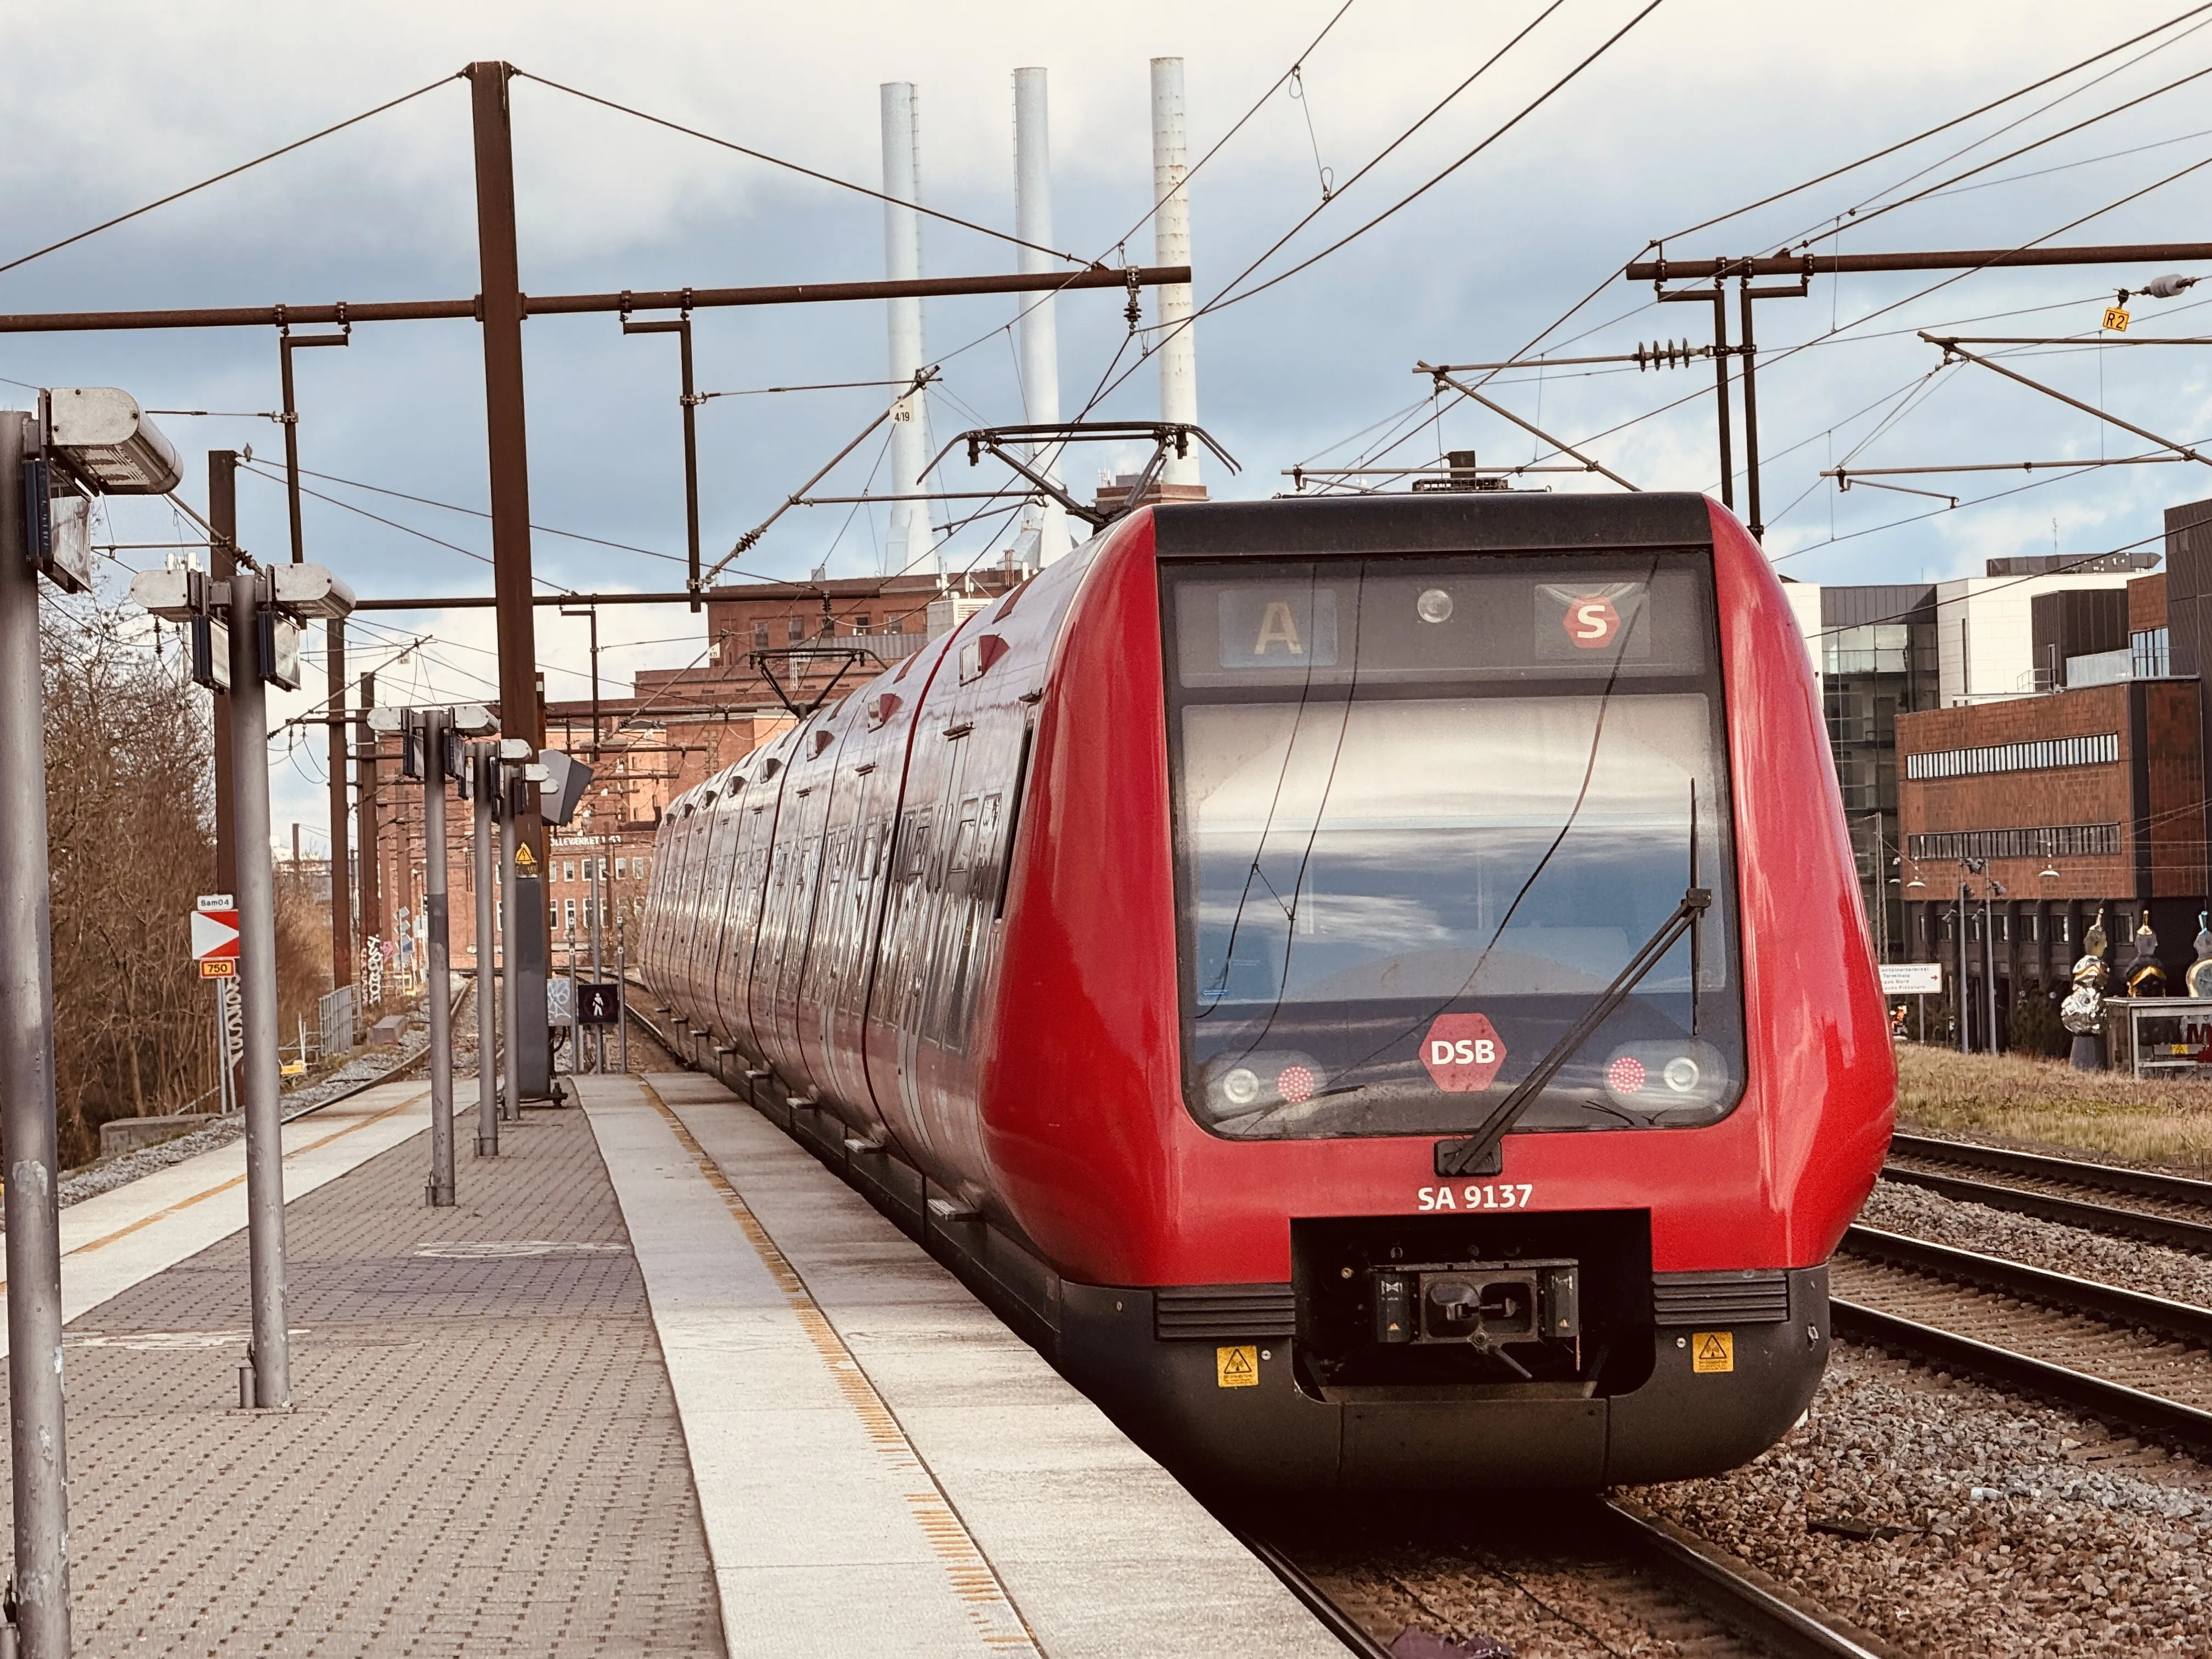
(33, 600, 330, 1167)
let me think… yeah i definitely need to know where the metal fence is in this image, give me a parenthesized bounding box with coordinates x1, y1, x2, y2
(318, 984, 357, 1057)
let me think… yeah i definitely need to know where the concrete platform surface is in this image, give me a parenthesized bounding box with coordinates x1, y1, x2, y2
(1, 1101, 724, 1656)
(582, 1070, 1340, 1659)
(0, 1081, 436, 1358)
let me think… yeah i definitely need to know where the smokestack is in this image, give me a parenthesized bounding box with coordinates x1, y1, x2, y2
(881, 82, 940, 575)
(1150, 57, 1199, 489)
(1013, 67, 1069, 566)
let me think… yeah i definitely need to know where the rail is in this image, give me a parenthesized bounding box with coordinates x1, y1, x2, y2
(1832, 1299, 2212, 1459)
(1600, 1497, 1891, 1659)
(1878, 1165, 2212, 1254)
(286, 978, 471, 1120)
(1888, 1132, 2212, 1211)
(1841, 1224, 2212, 1347)
(1234, 1502, 1885, 1659)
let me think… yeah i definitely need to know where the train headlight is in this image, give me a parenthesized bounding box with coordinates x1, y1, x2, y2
(1205, 1052, 1328, 1120)
(1416, 588, 1454, 624)
(1601, 1040, 1727, 1113)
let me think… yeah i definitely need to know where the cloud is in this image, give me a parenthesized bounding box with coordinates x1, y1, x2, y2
(10, 0, 2212, 840)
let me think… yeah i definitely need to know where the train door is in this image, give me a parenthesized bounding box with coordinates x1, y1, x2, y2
(680, 784, 737, 1021)
(720, 768, 783, 1059)
(819, 798, 892, 1116)
(698, 782, 750, 1041)
(884, 801, 941, 1153)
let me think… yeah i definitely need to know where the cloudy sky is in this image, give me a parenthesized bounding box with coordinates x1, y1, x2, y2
(8, 0, 2212, 848)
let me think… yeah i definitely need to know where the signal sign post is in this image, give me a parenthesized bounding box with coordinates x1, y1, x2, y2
(193, 896, 239, 976)
(196, 896, 242, 1116)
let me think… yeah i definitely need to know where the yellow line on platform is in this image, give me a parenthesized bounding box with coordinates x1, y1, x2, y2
(635, 1077, 1041, 1656)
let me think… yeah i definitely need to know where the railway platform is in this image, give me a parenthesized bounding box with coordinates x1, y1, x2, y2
(0, 1070, 1336, 1657)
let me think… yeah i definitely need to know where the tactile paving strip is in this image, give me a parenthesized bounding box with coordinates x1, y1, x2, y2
(636, 1079, 1041, 1656)
(2, 1108, 725, 1656)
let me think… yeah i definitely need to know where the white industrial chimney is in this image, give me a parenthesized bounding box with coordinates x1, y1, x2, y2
(1013, 67, 1069, 565)
(1150, 57, 1200, 489)
(881, 82, 941, 575)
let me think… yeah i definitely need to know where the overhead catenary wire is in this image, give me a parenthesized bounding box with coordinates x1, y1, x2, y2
(1410, 149, 2212, 510)
(1656, 2, 2212, 247)
(1759, 12, 2212, 253)
(244, 459, 765, 574)
(1070, 0, 1665, 431)
(0, 74, 458, 280)
(1325, 10, 2212, 485)
(234, 462, 578, 594)
(1761, 52, 2212, 253)
(513, 70, 1097, 269)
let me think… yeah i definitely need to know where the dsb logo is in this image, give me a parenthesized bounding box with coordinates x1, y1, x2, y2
(1430, 1036, 1497, 1065)
(1421, 1013, 1507, 1092)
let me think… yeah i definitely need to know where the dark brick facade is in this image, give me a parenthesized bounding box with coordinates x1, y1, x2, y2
(1897, 677, 2207, 1046)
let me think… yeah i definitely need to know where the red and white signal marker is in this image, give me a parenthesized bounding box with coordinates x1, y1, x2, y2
(192, 893, 240, 979)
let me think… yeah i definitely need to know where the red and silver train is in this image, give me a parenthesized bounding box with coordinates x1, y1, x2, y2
(639, 493, 1895, 1489)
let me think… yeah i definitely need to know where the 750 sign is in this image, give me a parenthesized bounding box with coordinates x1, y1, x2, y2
(191, 893, 239, 979)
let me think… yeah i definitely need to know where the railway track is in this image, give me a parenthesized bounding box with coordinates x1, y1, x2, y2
(1243, 1496, 1890, 1658)
(1838, 1172, 2212, 1457)
(1883, 1132, 2212, 1253)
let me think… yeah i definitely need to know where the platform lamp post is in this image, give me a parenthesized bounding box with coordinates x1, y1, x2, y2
(3, 389, 183, 1657)
(1905, 866, 1929, 1041)
(7, 391, 188, 1655)
(133, 513, 356, 1422)
(372, 704, 494, 1204)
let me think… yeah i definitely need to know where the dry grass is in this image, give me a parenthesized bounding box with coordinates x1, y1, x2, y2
(1894, 1041, 2212, 1171)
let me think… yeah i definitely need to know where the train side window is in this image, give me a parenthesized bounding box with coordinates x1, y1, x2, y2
(859, 830, 880, 881)
(904, 810, 934, 879)
(950, 799, 981, 874)
(994, 724, 1035, 921)
(978, 793, 1003, 865)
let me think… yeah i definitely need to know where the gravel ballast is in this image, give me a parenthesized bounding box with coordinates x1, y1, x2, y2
(1859, 1179, 2212, 1311)
(1631, 1341, 2212, 1656)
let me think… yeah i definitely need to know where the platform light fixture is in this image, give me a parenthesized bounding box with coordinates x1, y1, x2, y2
(130, 562, 352, 694)
(44, 386, 182, 495)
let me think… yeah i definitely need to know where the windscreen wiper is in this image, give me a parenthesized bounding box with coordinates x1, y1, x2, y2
(1435, 883, 1711, 1178)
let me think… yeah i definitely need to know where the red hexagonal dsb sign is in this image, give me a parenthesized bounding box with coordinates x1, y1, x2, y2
(1421, 1013, 1507, 1092)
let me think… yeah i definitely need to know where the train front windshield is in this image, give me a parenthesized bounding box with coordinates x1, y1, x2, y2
(1163, 553, 1746, 1141)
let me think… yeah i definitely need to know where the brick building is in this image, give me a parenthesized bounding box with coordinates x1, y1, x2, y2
(349, 571, 1020, 981)
(1784, 551, 2154, 955)
(1895, 567, 2208, 1047)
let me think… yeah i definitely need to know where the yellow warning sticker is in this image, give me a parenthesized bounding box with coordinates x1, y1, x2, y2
(1692, 1331, 1735, 1374)
(1216, 1345, 1259, 1388)
(515, 844, 539, 871)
